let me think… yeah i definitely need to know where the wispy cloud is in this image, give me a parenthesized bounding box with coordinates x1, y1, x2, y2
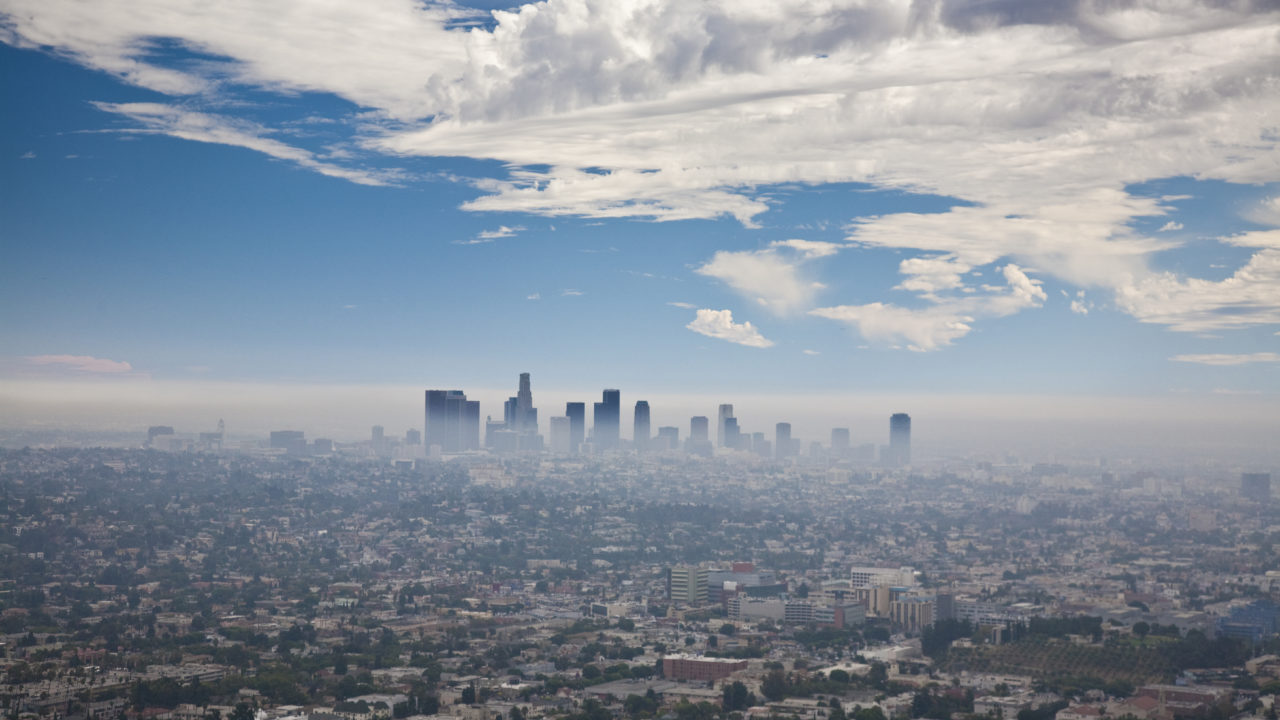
(26, 354, 134, 374)
(1170, 352, 1280, 366)
(561, 289, 584, 297)
(1159, 221, 1184, 232)
(526, 293, 541, 301)
(92, 102, 398, 187)
(802, 349, 820, 356)
(20, 150, 35, 159)
(686, 309, 773, 348)
(667, 301, 696, 309)
(477, 225, 524, 240)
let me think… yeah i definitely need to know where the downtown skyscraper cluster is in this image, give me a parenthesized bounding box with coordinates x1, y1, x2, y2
(424, 373, 912, 465)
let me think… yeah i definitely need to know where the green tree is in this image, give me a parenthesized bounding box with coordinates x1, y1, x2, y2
(762, 669, 788, 702)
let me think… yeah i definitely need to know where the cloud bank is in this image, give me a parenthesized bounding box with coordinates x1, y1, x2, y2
(4, 0, 1279, 349)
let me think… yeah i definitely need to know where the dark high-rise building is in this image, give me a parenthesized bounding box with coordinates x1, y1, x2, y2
(270, 430, 307, 455)
(371, 425, 385, 454)
(718, 404, 734, 448)
(655, 426, 679, 451)
(549, 416, 571, 454)
(687, 416, 712, 457)
(503, 397, 517, 428)
(463, 400, 480, 451)
(1243, 473, 1272, 503)
(751, 432, 769, 457)
(634, 400, 651, 452)
(425, 389, 480, 453)
(146, 425, 174, 447)
(690, 416, 709, 443)
(593, 389, 621, 450)
(723, 416, 741, 449)
(888, 412, 911, 466)
(566, 402, 585, 453)
(776, 422, 794, 459)
(405, 428, 421, 446)
(484, 417, 506, 449)
(831, 428, 850, 456)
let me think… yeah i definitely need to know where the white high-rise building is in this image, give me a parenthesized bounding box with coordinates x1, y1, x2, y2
(850, 566, 916, 589)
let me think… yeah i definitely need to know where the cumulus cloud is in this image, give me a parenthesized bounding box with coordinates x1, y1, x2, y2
(1171, 352, 1280, 366)
(1116, 248, 1280, 332)
(1159, 221, 1184, 232)
(696, 241, 831, 315)
(1245, 196, 1280, 227)
(810, 263, 1047, 350)
(26, 354, 134, 374)
(686, 309, 774, 348)
(809, 303, 973, 352)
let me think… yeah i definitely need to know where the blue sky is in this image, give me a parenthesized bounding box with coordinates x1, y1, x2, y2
(2, 0, 1279, 443)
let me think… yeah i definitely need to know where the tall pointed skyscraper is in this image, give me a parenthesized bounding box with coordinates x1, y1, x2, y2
(515, 372, 536, 434)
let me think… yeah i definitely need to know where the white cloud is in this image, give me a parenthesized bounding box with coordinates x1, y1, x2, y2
(810, 262, 1047, 350)
(1159, 221, 1184, 232)
(1070, 300, 1089, 315)
(667, 301, 696, 309)
(809, 303, 973, 352)
(685, 308, 774, 348)
(770, 238, 842, 258)
(1213, 387, 1263, 395)
(20, 150, 35, 159)
(1245, 195, 1280, 227)
(5, 0, 1280, 341)
(1170, 352, 1280, 366)
(1115, 248, 1280, 332)
(696, 240, 831, 315)
(526, 292, 541, 300)
(26, 354, 133, 374)
(802, 349, 820, 356)
(561, 289, 584, 296)
(477, 225, 525, 239)
(92, 102, 398, 186)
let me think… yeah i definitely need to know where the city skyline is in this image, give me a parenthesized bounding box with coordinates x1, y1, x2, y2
(1, 1, 1279, 427)
(5, 371, 1277, 466)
